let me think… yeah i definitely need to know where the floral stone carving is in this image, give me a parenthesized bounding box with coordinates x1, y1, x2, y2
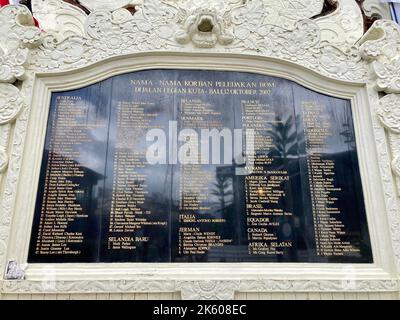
(4, 260, 25, 281)
(175, 8, 233, 48)
(79, 0, 143, 12)
(177, 281, 239, 300)
(377, 94, 400, 133)
(26, 0, 369, 82)
(0, 84, 25, 125)
(372, 59, 400, 94)
(0, 148, 7, 173)
(0, 5, 41, 83)
(31, 0, 88, 39)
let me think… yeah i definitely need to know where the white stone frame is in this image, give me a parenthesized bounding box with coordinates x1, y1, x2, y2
(0, 2, 400, 299)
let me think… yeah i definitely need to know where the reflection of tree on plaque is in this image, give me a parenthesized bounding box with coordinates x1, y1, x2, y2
(211, 169, 234, 241)
(210, 173, 233, 214)
(213, 165, 244, 250)
(267, 114, 304, 261)
(268, 115, 298, 159)
(339, 111, 355, 145)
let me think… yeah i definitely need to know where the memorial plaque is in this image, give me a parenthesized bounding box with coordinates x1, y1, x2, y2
(28, 69, 373, 263)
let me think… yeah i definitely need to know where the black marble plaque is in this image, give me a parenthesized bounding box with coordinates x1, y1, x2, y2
(28, 69, 373, 263)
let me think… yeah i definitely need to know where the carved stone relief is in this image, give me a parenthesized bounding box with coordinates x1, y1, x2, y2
(0, 5, 40, 178)
(377, 94, 400, 133)
(0, 1, 399, 299)
(314, 0, 364, 46)
(31, 0, 87, 38)
(27, 0, 369, 84)
(360, 20, 400, 194)
(359, 20, 400, 269)
(78, 0, 143, 12)
(362, 0, 392, 20)
(4, 260, 25, 280)
(0, 5, 41, 284)
(1, 278, 399, 299)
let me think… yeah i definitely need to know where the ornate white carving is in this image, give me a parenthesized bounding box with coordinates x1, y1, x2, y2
(170, 0, 324, 29)
(315, 0, 364, 47)
(31, 0, 87, 38)
(359, 20, 400, 97)
(30, 0, 365, 51)
(79, 0, 143, 12)
(360, 20, 400, 62)
(0, 5, 41, 83)
(0, 89, 31, 277)
(0, 279, 177, 294)
(362, 0, 392, 20)
(28, 0, 368, 82)
(0, 83, 25, 177)
(361, 20, 400, 192)
(0, 47, 29, 83)
(177, 281, 239, 300)
(0, 5, 34, 206)
(393, 156, 400, 177)
(175, 8, 234, 48)
(0, 6, 40, 280)
(371, 103, 400, 270)
(1, 279, 398, 298)
(4, 260, 25, 280)
(0, 84, 25, 125)
(388, 133, 400, 195)
(0, 6, 41, 50)
(377, 94, 400, 133)
(237, 279, 399, 292)
(360, 19, 400, 269)
(0, 120, 10, 263)
(261, 0, 324, 24)
(371, 59, 400, 94)
(0, 148, 7, 173)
